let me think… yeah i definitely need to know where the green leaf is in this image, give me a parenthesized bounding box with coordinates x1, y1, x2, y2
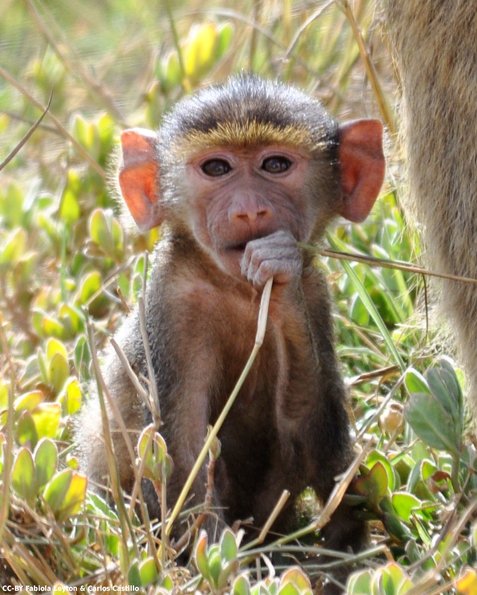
(16, 411, 39, 447)
(58, 303, 84, 336)
(278, 586, 299, 595)
(405, 368, 429, 395)
(207, 545, 223, 588)
(405, 393, 461, 455)
(60, 472, 87, 520)
(32, 310, 65, 339)
(57, 377, 82, 415)
(34, 438, 58, 488)
(426, 359, 463, 436)
(137, 557, 160, 586)
(74, 270, 102, 306)
(391, 492, 421, 523)
(381, 510, 413, 543)
(354, 461, 389, 509)
(43, 468, 72, 512)
(350, 293, 370, 325)
(216, 23, 234, 58)
(89, 208, 114, 253)
(347, 569, 373, 594)
(74, 335, 91, 378)
(59, 184, 80, 225)
(233, 575, 251, 595)
(367, 451, 396, 491)
(374, 562, 414, 595)
(48, 352, 70, 394)
(72, 114, 94, 150)
(162, 52, 182, 91)
(127, 561, 141, 588)
(12, 447, 36, 503)
(220, 528, 238, 563)
(194, 531, 210, 581)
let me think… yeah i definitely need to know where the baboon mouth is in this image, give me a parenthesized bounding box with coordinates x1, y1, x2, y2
(226, 231, 274, 253)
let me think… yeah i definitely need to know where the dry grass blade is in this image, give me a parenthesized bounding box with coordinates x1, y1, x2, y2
(338, 0, 396, 134)
(253, 490, 291, 547)
(282, 0, 334, 62)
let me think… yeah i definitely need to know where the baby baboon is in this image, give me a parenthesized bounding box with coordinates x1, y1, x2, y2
(77, 76, 384, 569)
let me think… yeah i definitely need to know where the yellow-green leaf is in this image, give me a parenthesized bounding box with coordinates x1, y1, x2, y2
(34, 438, 58, 488)
(15, 390, 45, 412)
(48, 352, 70, 394)
(31, 402, 61, 439)
(56, 472, 87, 521)
(184, 23, 218, 81)
(16, 410, 39, 447)
(43, 469, 72, 514)
(456, 568, 477, 595)
(46, 337, 68, 362)
(57, 377, 82, 415)
(12, 447, 36, 503)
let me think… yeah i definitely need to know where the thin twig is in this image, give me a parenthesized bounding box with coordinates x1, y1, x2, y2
(110, 338, 151, 407)
(0, 93, 52, 171)
(0, 65, 105, 177)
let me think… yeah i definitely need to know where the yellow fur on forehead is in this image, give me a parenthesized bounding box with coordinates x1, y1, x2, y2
(173, 120, 322, 156)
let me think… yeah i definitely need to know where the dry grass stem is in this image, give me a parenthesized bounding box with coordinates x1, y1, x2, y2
(255, 490, 291, 546)
(165, 277, 274, 537)
(319, 246, 477, 286)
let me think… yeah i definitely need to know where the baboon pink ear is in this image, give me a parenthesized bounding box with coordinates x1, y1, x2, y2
(118, 128, 163, 231)
(338, 119, 385, 223)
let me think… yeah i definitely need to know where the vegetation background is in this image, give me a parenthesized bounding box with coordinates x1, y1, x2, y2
(0, 0, 476, 593)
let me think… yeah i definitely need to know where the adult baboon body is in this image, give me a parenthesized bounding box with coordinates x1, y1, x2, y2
(385, 1, 477, 416)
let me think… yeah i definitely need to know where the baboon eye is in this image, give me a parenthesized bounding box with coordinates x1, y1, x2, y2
(262, 156, 292, 174)
(201, 159, 232, 177)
